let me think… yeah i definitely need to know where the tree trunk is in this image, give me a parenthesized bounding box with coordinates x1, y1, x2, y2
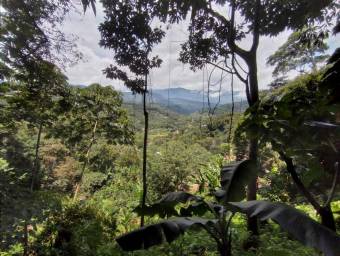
(73, 120, 98, 200)
(218, 242, 231, 256)
(227, 74, 235, 144)
(30, 122, 43, 192)
(23, 220, 29, 256)
(247, 141, 259, 236)
(141, 74, 149, 227)
(319, 205, 336, 232)
(281, 153, 337, 232)
(245, 53, 260, 238)
(247, 58, 259, 105)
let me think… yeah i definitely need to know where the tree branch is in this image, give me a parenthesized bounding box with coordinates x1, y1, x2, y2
(325, 162, 340, 206)
(203, 4, 249, 60)
(206, 60, 234, 74)
(141, 72, 149, 227)
(245, 75, 251, 104)
(231, 54, 247, 83)
(250, 0, 261, 53)
(279, 152, 322, 212)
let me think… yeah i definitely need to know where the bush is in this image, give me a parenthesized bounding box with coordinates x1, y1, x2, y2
(33, 200, 116, 256)
(82, 171, 111, 194)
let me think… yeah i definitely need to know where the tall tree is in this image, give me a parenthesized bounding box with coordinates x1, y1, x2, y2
(237, 54, 340, 230)
(267, 26, 330, 77)
(97, 0, 335, 238)
(51, 84, 133, 199)
(4, 60, 69, 191)
(0, 0, 79, 76)
(0, 0, 83, 191)
(99, 0, 165, 227)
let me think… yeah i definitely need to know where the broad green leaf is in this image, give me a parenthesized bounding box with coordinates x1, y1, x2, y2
(134, 192, 203, 218)
(116, 217, 218, 251)
(219, 160, 257, 202)
(228, 201, 340, 256)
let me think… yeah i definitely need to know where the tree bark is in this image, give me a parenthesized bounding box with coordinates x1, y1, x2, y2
(30, 122, 43, 192)
(218, 243, 231, 256)
(141, 74, 149, 227)
(246, 139, 260, 239)
(245, 51, 260, 238)
(208, 0, 261, 238)
(319, 205, 336, 231)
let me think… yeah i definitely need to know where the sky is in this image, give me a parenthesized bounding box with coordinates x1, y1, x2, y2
(61, 2, 340, 93)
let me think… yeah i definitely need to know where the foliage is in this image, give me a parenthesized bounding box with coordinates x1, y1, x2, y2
(229, 201, 340, 256)
(237, 57, 340, 231)
(99, 0, 164, 92)
(81, 171, 114, 195)
(53, 84, 133, 154)
(117, 190, 340, 256)
(148, 140, 213, 199)
(217, 160, 257, 202)
(237, 68, 337, 182)
(88, 166, 142, 234)
(267, 26, 329, 77)
(0, 122, 35, 178)
(2, 2, 340, 255)
(0, 0, 79, 76)
(33, 200, 117, 256)
(88, 142, 140, 173)
(257, 146, 294, 202)
(1, 62, 71, 190)
(117, 158, 340, 255)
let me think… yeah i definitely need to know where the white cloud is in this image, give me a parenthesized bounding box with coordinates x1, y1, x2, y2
(61, 3, 339, 93)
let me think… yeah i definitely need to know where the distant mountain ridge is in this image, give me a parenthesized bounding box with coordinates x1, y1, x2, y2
(121, 87, 245, 114)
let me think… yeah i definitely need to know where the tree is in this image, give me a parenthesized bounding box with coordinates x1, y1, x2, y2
(3, 61, 70, 191)
(0, 0, 79, 77)
(148, 140, 212, 200)
(97, 0, 335, 237)
(52, 84, 133, 199)
(99, 0, 165, 227)
(237, 54, 340, 231)
(267, 26, 330, 77)
(0, 0, 83, 191)
(266, 76, 289, 88)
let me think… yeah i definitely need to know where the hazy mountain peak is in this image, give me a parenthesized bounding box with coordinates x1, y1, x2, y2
(122, 87, 245, 114)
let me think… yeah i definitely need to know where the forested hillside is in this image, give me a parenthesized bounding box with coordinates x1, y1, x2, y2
(122, 87, 245, 114)
(0, 0, 340, 256)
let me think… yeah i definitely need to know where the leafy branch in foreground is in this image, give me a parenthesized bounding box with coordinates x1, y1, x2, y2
(119, 192, 233, 256)
(117, 191, 340, 256)
(116, 160, 340, 256)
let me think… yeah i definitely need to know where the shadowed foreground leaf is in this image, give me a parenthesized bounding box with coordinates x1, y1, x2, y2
(134, 191, 203, 218)
(228, 201, 340, 256)
(116, 217, 217, 251)
(217, 160, 257, 202)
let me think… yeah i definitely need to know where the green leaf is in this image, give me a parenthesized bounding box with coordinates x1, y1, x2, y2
(134, 192, 203, 218)
(228, 201, 340, 256)
(218, 160, 257, 202)
(116, 217, 218, 251)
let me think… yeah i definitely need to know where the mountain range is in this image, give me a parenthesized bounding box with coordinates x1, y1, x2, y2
(121, 87, 245, 114)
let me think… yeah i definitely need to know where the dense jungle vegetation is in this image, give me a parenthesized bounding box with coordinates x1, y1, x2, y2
(0, 0, 340, 255)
